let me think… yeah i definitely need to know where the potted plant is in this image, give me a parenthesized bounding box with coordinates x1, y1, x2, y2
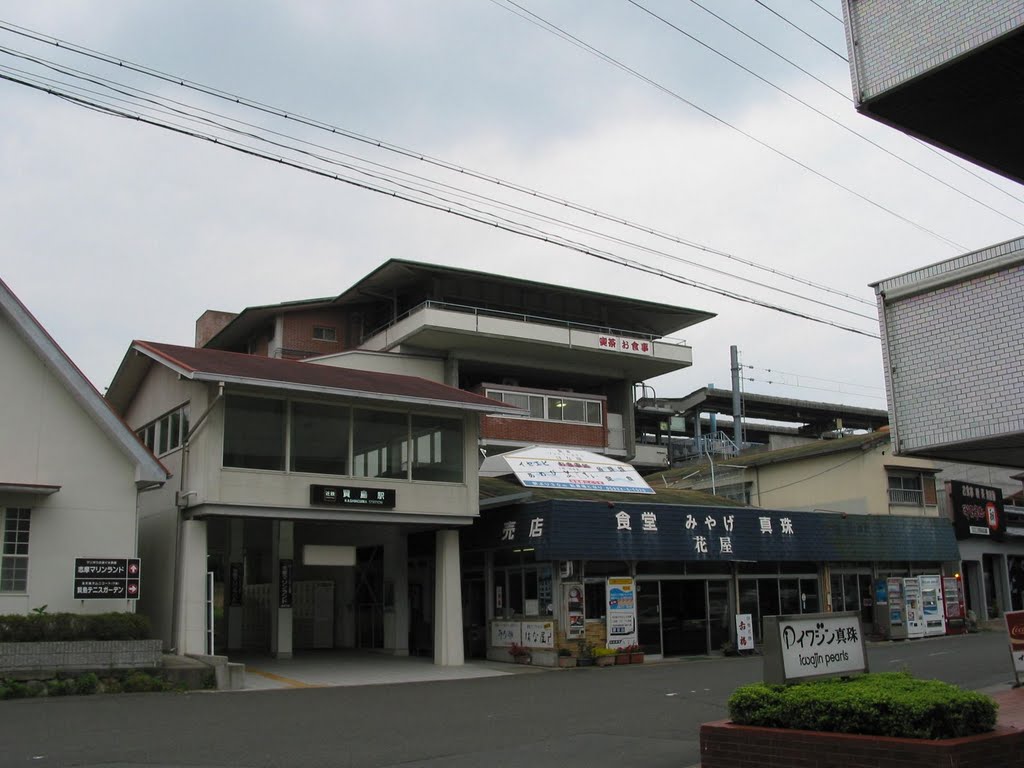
(615, 646, 631, 665)
(575, 639, 595, 667)
(594, 647, 618, 667)
(624, 643, 644, 663)
(557, 647, 575, 668)
(508, 642, 531, 664)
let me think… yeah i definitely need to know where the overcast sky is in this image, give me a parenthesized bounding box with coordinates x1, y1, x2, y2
(2, 1, 1021, 414)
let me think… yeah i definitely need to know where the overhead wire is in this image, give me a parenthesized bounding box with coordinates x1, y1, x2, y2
(743, 363, 885, 392)
(0, 66, 882, 340)
(0, 45, 878, 323)
(626, 0, 1024, 229)
(490, 0, 965, 249)
(0, 17, 879, 309)
(807, 0, 844, 25)
(751, 0, 848, 61)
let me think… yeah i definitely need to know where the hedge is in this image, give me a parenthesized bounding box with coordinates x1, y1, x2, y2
(728, 672, 997, 740)
(0, 612, 152, 642)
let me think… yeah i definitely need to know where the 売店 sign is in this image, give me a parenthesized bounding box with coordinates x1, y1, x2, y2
(73, 557, 141, 600)
(762, 611, 868, 684)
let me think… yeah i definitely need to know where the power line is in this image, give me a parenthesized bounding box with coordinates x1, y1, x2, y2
(743, 363, 884, 391)
(0, 67, 882, 340)
(807, 0, 843, 24)
(626, 0, 1024, 229)
(0, 18, 878, 309)
(490, 1, 964, 249)
(0, 46, 877, 324)
(752, 0, 848, 61)
(743, 376, 886, 400)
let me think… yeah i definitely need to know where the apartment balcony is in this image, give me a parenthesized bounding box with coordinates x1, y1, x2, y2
(360, 301, 693, 379)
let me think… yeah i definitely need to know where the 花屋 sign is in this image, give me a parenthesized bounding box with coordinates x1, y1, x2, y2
(73, 557, 141, 600)
(1005, 610, 1024, 681)
(762, 611, 868, 684)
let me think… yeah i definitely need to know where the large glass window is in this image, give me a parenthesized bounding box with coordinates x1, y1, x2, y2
(223, 395, 285, 470)
(1, 508, 30, 592)
(485, 388, 602, 425)
(353, 409, 408, 479)
(411, 414, 463, 482)
(291, 402, 349, 475)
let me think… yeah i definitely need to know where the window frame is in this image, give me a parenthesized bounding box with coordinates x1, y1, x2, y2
(485, 387, 603, 426)
(312, 326, 337, 342)
(1, 508, 31, 593)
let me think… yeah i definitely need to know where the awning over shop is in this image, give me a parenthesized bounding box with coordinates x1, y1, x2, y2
(465, 500, 961, 563)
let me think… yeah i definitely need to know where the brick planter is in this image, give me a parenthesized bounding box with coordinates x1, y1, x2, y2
(700, 719, 1024, 768)
(0, 640, 163, 676)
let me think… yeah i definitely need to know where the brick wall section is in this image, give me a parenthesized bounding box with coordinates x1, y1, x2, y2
(280, 309, 350, 357)
(700, 720, 1024, 768)
(481, 417, 607, 448)
(195, 310, 239, 347)
(846, 0, 1024, 101)
(880, 263, 1024, 454)
(0, 639, 163, 673)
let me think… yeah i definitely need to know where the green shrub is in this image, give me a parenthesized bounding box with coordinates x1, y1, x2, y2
(122, 671, 170, 693)
(75, 673, 100, 695)
(728, 672, 997, 740)
(0, 612, 151, 642)
(47, 678, 76, 697)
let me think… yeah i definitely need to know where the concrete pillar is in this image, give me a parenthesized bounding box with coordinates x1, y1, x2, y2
(384, 530, 410, 655)
(434, 529, 464, 666)
(178, 519, 208, 656)
(337, 567, 356, 648)
(270, 520, 294, 659)
(227, 518, 244, 651)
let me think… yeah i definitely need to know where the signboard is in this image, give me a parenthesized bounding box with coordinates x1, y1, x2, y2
(947, 480, 1005, 541)
(522, 621, 555, 648)
(564, 583, 585, 639)
(498, 446, 655, 494)
(229, 562, 244, 607)
(491, 620, 521, 647)
(1005, 610, 1024, 683)
(73, 557, 140, 600)
(606, 577, 638, 649)
(762, 611, 868, 684)
(278, 559, 293, 608)
(735, 613, 754, 652)
(309, 484, 396, 509)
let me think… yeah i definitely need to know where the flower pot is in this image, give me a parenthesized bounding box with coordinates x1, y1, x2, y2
(576, 657, 595, 667)
(558, 656, 576, 668)
(595, 655, 615, 667)
(513, 654, 531, 665)
(630, 652, 645, 664)
(615, 653, 630, 665)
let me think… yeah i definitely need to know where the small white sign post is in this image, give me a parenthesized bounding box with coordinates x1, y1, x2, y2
(735, 613, 754, 653)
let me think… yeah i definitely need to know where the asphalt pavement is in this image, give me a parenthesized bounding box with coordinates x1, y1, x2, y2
(0, 630, 1017, 768)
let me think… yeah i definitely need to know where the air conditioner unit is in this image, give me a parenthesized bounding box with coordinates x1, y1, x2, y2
(559, 561, 574, 578)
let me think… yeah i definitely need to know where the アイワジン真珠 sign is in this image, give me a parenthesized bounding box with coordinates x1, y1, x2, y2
(762, 611, 868, 684)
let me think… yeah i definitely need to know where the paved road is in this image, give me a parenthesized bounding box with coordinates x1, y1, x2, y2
(1, 631, 1016, 768)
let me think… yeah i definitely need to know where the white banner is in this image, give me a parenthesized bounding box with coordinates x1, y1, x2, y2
(606, 577, 638, 649)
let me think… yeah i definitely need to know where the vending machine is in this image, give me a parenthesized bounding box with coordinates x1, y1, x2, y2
(919, 575, 946, 636)
(902, 577, 926, 638)
(942, 576, 967, 635)
(886, 577, 908, 640)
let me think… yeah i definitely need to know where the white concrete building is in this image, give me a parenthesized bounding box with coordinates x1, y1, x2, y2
(105, 340, 520, 662)
(0, 278, 167, 615)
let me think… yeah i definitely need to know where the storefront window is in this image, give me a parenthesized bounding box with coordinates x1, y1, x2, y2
(584, 581, 606, 620)
(410, 414, 463, 482)
(352, 409, 408, 479)
(223, 395, 285, 470)
(290, 401, 349, 474)
(779, 578, 800, 614)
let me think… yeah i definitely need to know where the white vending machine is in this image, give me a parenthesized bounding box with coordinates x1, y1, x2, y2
(902, 577, 926, 639)
(919, 574, 946, 636)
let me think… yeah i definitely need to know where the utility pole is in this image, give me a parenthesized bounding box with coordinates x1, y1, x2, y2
(731, 345, 743, 452)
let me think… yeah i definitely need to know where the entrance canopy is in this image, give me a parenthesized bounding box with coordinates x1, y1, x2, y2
(480, 446, 654, 495)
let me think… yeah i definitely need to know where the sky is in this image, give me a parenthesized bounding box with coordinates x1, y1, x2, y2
(1, 1, 1022, 415)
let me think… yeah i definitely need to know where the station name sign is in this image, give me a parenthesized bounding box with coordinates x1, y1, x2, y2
(309, 484, 396, 509)
(74, 557, 141, 600)
(762, 611, 867, 684)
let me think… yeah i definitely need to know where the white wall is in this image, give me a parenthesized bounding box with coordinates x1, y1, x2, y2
(0, 319, 141, 614)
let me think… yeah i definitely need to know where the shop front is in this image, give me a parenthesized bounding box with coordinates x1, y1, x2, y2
(462, 499, 961, 663)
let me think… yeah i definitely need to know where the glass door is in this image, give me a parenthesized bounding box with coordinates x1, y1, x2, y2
(662, 580, 709, 655)
(636, 580, 662, 655)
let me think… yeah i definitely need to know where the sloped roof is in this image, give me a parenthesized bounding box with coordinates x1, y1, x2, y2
(110, 341, 522, 415)
(658, 431, 893, 485)
(0, 278, 168, 488)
